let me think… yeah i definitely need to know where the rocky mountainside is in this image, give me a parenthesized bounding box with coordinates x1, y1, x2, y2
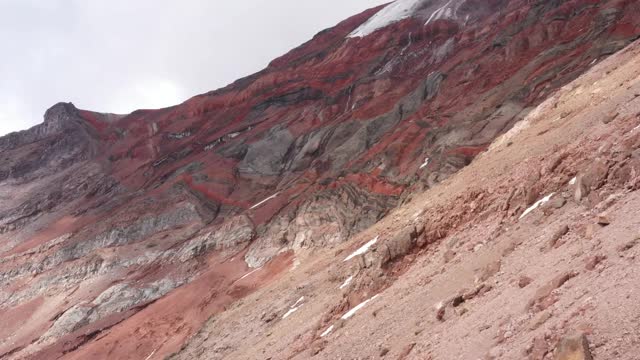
(1, 0, 640, 359)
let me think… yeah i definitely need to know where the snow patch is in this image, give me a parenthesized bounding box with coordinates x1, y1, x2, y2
(419, 157, 430, 169)
(519, 193, 555, 220)
(144, 348, 158, 360)
(320, 295, 381, 337)
(234, 267, 262, 284)
(348, 0, 425, 38)
(632, 124, 640, 132)
(250, 193, 279, 210)
(283, 297, 305, 319)
(282, 307, 300, 319)
(292, 296, 305, 308)
(344, 236, 379, 262)
(339, 276, 353, 290)
(569, 177, 577, 185)
(341, 295, 380, 320)
(320, 325, 335, 337)
(424, 0, 453, 26)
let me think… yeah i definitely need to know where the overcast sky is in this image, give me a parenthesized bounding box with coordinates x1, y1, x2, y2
(0, 0, 388, 136)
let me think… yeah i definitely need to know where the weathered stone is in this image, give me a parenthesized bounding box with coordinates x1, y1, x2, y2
(602, 111, 619, 124)
(528, 311, 552, 330)
(596, 213, 611, 226)
(548, 195, 567, 209)
(528, 271, 579, 311)
(396, 342, 416, 360)
(443, 249, 456, 263)
(585, 255, 606, 270)
(554, 333, 593, 360)
(518, 276, 533, 288)
(574, 176, 589, 202)
(584, 223, 598, 238)
(435, 302, 446, 322)
(548, 224, 570, 249)
(582, 160, 610, 190)
(616, 238, 638, 252)
(384, 228, 416, 263)
(476, 260, 501, 283)
(527, 337, 550, 359)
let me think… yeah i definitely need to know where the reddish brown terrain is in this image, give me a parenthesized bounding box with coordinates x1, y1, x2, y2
(2, 0, 640, 359)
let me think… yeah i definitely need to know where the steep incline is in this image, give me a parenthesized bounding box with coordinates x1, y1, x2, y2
(1, 1, 640, 359)
(174, 37, 640, 360)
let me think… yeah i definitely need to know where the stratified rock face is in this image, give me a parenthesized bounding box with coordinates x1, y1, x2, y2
(1, 1, 640, 359)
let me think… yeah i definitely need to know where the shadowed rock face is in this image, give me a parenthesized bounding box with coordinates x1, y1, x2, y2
(1, 1, 640, 359)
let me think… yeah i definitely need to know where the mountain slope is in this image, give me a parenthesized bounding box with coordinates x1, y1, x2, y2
(1, 1, 640, 359)
(173, 37, 640, 359)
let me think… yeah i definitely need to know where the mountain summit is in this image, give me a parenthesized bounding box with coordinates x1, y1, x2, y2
(1, 1, 640, 359)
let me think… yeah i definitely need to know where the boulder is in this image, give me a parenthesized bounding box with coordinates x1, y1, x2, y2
(581, 160, 610, 191)
(548, 224, 570, 249)
(554, 333, 593, 360)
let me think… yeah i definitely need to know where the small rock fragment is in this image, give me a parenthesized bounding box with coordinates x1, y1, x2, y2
(596, 213, 610, 226)
(310, 340, 326, 355)
(261, 311, 277, 323)
(584, 224, 598, 238)
(574, 176, 589, 202)
(585, 255, 606, 270)
(527, 337, 550, 359)
(548, 224, 570, 249)
(518, 276, 533, 288)
(528, 311, 552, 330)
(379, 346, 389, 357)
(548, 196, 567, 209)
(476, 260, 501, 283)
(528, 271, 579, 311)
(602, 111, 619, 124)
(616, 238, 638, 252)
(443, 249, 456, 263)
(435, 302, 446, 322)
(397, 342, 416, 360)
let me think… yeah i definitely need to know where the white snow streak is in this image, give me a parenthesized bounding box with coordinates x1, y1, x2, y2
(569, 177, 577, 185)
(282, 307, 300, 319)
(292, 296, 305, 308)
(320, 325, 335, 337)
(144, 348, 158, 360)
(320, 295, 381, 337)
(348, 0, 425, 38)
(632, 124, 640, 132)
(283, 297, 305, 319)
(250, 193, 279, 210)
(344, 236, 379, 262)
(341, 295, 380, 320)
(424, 0, 453, 26)
(519, 193, 555, 219)
(419, 157, 430, 169)
(339, 276, 354, 290)
(234, 267, 262, 284)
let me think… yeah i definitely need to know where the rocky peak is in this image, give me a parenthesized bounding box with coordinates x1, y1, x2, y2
(42, 102, 81, 131)
(0, 102, 91, 153)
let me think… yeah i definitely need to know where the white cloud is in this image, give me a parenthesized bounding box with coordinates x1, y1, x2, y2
(109, 79, 187, 113)
(0, 0, 389, 136)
